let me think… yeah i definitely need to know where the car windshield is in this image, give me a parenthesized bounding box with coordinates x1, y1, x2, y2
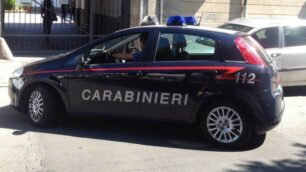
(219, 23, 253, 32)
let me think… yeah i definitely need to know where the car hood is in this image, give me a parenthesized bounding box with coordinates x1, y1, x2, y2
(24, 53, 67, 72)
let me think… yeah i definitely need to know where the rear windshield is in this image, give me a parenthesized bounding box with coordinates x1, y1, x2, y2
(219, 24, 253, 33)
(243, 36, 273, 64)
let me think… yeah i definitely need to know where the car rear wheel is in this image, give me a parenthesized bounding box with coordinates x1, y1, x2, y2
(200, 101, 251, 148)
(28, 86, 58, 127)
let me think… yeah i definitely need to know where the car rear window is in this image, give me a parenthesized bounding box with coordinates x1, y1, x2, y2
(155, 32, 217, 61)
(221, 35, 273, 64)
(221, 37, 245, 62)
(219, 24, 253, 33)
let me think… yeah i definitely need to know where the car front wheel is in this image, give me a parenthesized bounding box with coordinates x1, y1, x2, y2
(28, 86, 58, 127)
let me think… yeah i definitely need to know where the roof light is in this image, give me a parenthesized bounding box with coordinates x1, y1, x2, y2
(141, 16, 159, 26)
(166, 16, 186, 26)
(184, 16, 198, 25)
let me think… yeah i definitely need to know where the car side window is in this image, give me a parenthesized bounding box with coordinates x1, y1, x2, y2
(87, 36, 127, 64)
(252, 27, 279, 49)
(155, 33, 216, 61)
(284, 26, 306, 47)
(87, 33, 145, 64)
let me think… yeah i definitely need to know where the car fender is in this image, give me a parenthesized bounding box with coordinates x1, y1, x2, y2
(18, 76, 68, 114)
(189, 88, 263, 125)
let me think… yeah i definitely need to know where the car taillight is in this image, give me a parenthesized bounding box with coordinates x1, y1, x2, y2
(235, 37, 267, 66)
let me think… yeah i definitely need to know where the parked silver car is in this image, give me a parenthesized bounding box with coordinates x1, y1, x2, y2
(219, 18, 306, 87)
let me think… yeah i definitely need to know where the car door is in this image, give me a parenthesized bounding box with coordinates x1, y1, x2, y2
(140, 31, 224, 121)
(65, 32, 151, 117)
(281, 26, 306, 86)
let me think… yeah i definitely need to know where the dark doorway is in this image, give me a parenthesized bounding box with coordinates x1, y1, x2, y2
(93, 0, 131, 35)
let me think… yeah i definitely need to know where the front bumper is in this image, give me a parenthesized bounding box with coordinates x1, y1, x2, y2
(254, 85, 285, 134)
(8, 77, 24, 112)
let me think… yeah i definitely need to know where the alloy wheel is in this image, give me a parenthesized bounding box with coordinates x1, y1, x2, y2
(206, 106, 243, 144)
(29, 91, 44, 122)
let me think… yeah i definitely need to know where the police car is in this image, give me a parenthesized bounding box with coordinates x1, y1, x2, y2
(9, 16, 284, 148)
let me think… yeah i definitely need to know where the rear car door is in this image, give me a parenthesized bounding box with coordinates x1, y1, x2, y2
(140, 30, 224, 121)
(281, 26, 306, 86)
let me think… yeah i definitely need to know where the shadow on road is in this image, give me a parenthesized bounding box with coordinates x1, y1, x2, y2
(0, 105, 262, 152)
(283, 86, 306, 97)
(228, 143, 306, 171)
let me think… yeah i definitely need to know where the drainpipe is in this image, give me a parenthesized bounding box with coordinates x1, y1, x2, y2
(0, 0, 3, 37)
(242, 0, 247, 18)
(89, 0, 94, 41)
(159, 0, 163, 24)
(140, 0, 143, 23)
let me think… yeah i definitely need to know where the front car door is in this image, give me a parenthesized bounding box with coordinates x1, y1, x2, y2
(65, 31, 152, 117)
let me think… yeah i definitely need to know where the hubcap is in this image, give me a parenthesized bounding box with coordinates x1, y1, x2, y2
(206, 106, 243, 144)
(29, 91, 44, 122)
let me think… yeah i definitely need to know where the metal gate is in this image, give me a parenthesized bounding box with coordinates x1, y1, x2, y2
(1, 0, 130, 56)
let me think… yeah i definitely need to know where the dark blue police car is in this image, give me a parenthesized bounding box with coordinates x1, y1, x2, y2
(8, 16, 284, 148)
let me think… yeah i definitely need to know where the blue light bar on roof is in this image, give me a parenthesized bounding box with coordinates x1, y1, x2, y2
(184, 16, 198, 25)
(166, 16, 186, 26)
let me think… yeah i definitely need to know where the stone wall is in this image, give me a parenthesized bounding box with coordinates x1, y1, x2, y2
(130, 0, 142, 27)
(161, 0, 243, 27)
(75, 0, 306, 29)
(246, 0, 306, 19)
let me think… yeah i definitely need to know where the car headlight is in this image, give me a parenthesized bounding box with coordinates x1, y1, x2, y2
(10, 67, 25, 90)
(10, 67, 24, 78)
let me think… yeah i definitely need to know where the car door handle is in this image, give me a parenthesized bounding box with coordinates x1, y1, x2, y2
(56, 74, 65, 79)
(199, 70, 218, 75)
(137, 71, 143, 76)
(203, 70, 218, 75)
(191, 70, 218, 77)
(271, 53, 282, 58)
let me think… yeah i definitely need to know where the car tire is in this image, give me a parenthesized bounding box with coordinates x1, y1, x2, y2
(243, 132, 266, 149)
(27, 86, 58, 127)
(200, 101, 252, 148)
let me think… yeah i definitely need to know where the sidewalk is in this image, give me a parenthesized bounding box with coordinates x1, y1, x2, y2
(0, 57, 44, 87)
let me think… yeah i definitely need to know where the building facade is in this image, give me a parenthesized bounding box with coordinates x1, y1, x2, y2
(75, 0, 306, 35)
(151, 0, 306, 27)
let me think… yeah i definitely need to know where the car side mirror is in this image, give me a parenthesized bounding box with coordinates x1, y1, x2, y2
(76, 55, 90, 72)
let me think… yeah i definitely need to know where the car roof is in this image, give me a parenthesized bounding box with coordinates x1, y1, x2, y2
(226, 17, 306, 28)
(118, 25, 240, 36)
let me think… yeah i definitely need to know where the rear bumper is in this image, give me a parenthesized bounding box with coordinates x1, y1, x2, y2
(254, 85, 285, 134)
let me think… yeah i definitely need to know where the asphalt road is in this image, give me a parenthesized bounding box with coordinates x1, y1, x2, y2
(0, 86, 306, 172)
